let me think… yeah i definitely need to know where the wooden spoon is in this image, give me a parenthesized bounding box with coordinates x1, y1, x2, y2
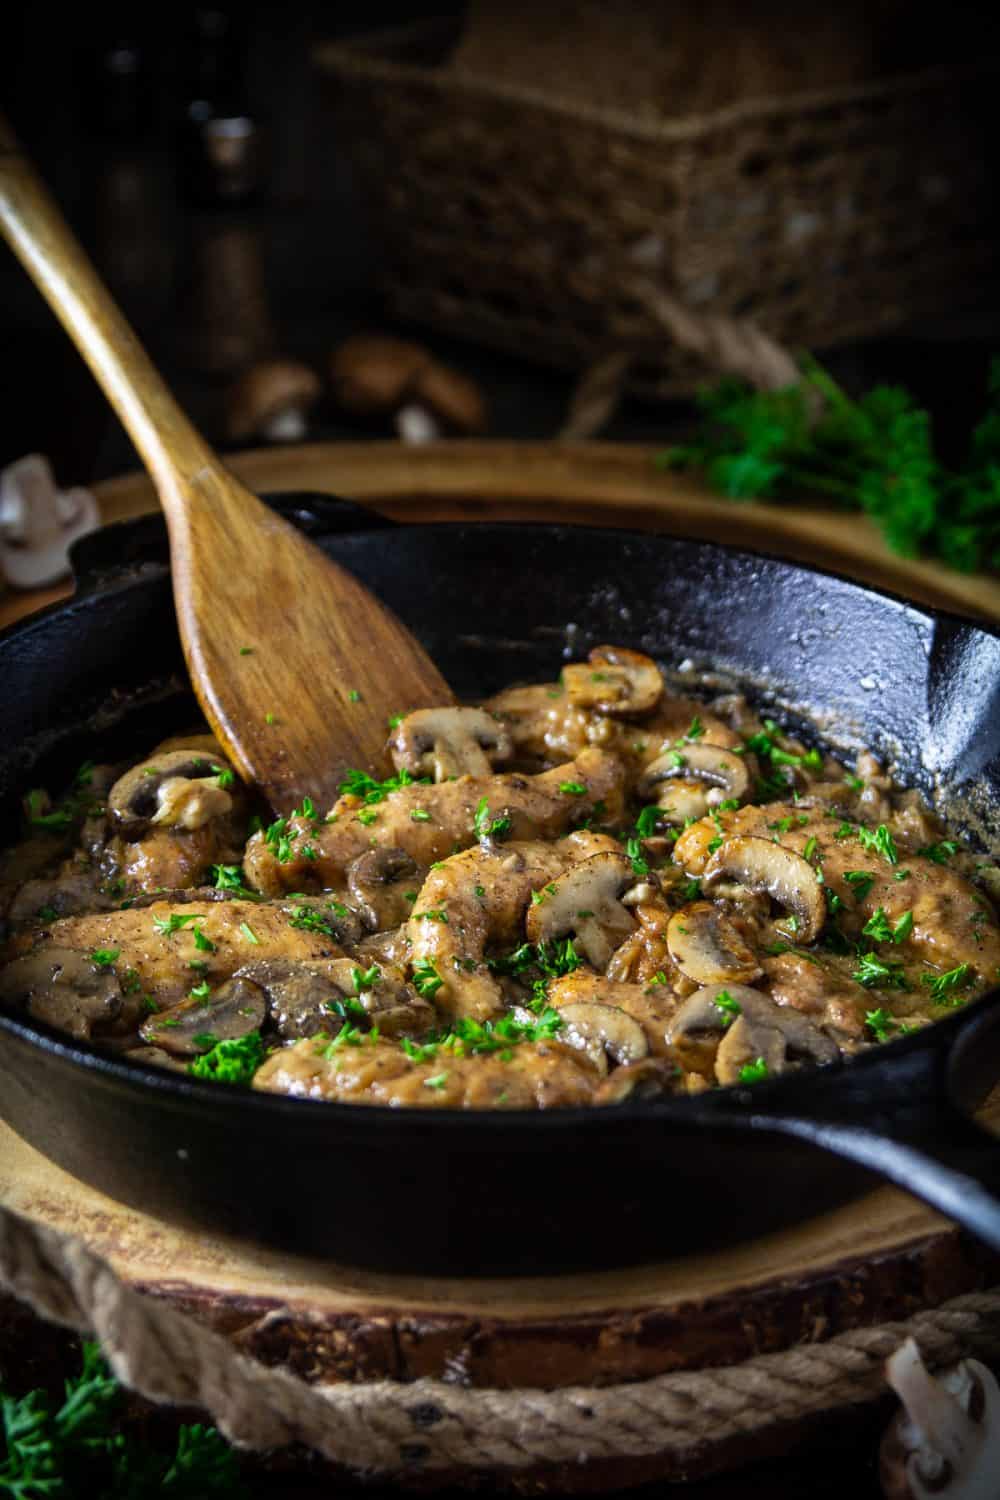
(0, 119, 454, 815)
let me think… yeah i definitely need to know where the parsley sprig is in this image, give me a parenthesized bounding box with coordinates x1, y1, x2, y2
(660, 355, 1000, 572)
(0, 1340, 246, 1497)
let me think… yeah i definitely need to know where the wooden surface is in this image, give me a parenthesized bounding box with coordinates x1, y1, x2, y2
(2, 440, 996, 635)
(2, 1099, 999, 1392)
(0, 125, 454, 814)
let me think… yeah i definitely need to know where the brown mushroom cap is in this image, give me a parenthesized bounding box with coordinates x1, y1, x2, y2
(389, 706, 512, 782)
(329, 335, 486, 433)
(563, 647, 663, 718)
(556, 1001, 649, 1076)
(108, 751, 236, 836)
(639, 743, 751, 807)
(666, 901, 762, 986)
(702, 835, 827, 943)
(226, 359, 321, 442)
(525, 851, 635, 969)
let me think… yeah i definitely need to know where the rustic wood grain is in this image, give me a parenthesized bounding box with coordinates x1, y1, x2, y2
(1, 1094, 997, 1394)
(92, 441, 1000, 623)
(0, 122, 453, 814)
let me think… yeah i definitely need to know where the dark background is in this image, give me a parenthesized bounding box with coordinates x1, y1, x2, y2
(3, 4, 999, 1496)
(5, 1, 1000, 490)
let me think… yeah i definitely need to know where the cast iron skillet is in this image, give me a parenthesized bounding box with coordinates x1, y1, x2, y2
(1, 495, 1000, 1275)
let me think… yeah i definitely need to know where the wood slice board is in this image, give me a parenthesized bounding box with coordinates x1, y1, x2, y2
(2, 441, 998, 631)
(1, 1101, 998, 1394)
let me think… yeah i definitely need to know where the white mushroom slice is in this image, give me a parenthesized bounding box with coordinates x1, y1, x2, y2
(389, 707, 513, 781)
(639, 743, 751, 808)
(150, 775, 233, 831)
(556, 1001, 649, 1077)
(594, 1057, 680, 1104)
(714, 1013, 786, 1085)
(702, 835, 826, 943)
(880, 1337, 1000, 1499)
(713, 1001, 839, 1086)
(666, 901, 762, 986)
(667, 983, 770, 1044)
(109, 750, 236, 836)
(562, 647, 663, 717)
(524, 851, 635, 969)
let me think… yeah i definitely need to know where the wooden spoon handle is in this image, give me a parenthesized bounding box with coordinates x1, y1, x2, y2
(0, 116, 217, 497)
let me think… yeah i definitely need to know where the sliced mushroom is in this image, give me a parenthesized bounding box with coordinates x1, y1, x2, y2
(346, 848, 418, 931)
(714, 1001, 838, 1086)
(666, 901, 762, 985)
(231, 958, 345, 1041)
(639, 743, 751, 808)
(562, 647, 663, 717)
(109, 751, 236, 836)
(0, 946, 130, 1040)
(668, 983, 769, 1044)
(594, 1057, 681, 1104)
(556, 1001, 649, 1077)
(666, 980, 837, 1082)
(524, 851, 635, 969)
(140, 975, 266, 1056)
(880, 1337, 1000, 1499)
(389, 707, 513, 781)
(702, 836, 826, 943)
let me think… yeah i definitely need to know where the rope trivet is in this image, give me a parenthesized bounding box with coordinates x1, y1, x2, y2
(559, 276, 801, 440)
(2, 1203, 999, 1476)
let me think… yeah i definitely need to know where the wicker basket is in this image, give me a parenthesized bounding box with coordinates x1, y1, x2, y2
(315, 18, 1000, 399)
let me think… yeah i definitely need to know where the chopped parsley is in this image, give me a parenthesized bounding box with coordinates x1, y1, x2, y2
(189, 981, 212, 1001)
(738, 1057, 769, 1084)
(410, 808, 431, 822)
(857, 824, 899, 866)
(263, 816, 297, 863)
(414, 907, 448, 923)
(239, 922, 260, 945)
(424, 1072, 449, 1090)
(862, 907, 913, 944)
(852, 951, 909, 989)
(626, 835, 649, 877)
(865, 1008, 898, 1043)
(635, 806, 661, 837)
(713, 989, 741, 1026)
(339, 767, 429, 804)
(844, 870, 875, 901)
(212, 764, 235, 789)
(189, 1031, 266, 1085)
(558, 780, 587, 796)
(684, 716, 706, 740)
(287, 904, 339, 937)
(920, 962, 972, 1005)
(352, 964, 381, 993)
(918, 839, 960, 865)
(474, 796, 511, 840)
(412, 958, 444, 998)
(88, 947, 120, 969)
(153, 912, 203, 936)
(348, 689, 362, 702)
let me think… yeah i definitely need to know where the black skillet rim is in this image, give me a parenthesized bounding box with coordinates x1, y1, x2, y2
(1, 513, 998, 1138)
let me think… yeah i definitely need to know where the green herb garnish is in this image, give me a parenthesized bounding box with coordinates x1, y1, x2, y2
(658, 355, 1000, 572)
(189, 1032, 266, 1085)
(920, 962, 972, 1004)
(88, 946, 120, 969)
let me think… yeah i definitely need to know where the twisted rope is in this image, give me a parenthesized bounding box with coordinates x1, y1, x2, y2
(558, 277, 801, 440)
(1, 1203, 998, 1476)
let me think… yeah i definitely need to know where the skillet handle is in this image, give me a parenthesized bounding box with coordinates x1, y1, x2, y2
(755, 1101, 1000, 1252)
